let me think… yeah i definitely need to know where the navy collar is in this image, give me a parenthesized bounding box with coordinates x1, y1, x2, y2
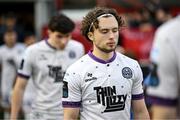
(45, 39, 56, 50)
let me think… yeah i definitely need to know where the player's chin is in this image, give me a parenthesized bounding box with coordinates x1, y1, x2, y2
(104, 48, 116, 53)
(108, 45, 116, 51)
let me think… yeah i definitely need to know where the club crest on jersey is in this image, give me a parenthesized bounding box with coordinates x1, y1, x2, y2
(69, 51, 76, 58)
(122, 67, 132, 79)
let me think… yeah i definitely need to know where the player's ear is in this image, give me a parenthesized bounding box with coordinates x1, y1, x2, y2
(87, 32, 94, 41)
(47, 29, 52, 35)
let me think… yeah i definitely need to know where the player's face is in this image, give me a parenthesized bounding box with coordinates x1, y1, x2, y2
(4, 31, 17, 47)
(92, 16, 119, 53)
(50, 31, 71, 50)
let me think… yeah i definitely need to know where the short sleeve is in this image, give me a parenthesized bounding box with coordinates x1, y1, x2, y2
(132, 62, 144, 100)
(18, 47, 34, 79)
(149, 38, 179, 98)
(62, 67, 82, 108)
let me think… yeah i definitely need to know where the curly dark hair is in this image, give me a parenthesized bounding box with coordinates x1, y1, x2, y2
(48, 13, 75, 34)
(81, 7, 124, 41)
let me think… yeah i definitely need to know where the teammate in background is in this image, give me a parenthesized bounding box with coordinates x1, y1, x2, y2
(0, 12, 25, 45)
(146, 14, 180, 119)
(0, 30, 25, 119)
(115, 36, 126, 54)
(10, 13, 84, 120)
(62, 7, 150, 120)
(23, 32, 36, 47)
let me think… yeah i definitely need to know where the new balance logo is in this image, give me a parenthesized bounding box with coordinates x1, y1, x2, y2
(85, 77, 97, 82)
(39, 54, 48, 61)
(85, 73, 97, 82)
(87, 73, 92, 77)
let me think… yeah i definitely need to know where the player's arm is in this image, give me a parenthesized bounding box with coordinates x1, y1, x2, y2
(10, 76, 28, 120)
(62, 65, 82, 120)
(132, 99, 150, 119)
(64, 107, 80, 120)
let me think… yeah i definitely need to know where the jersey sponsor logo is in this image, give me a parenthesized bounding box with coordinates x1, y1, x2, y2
(63, 81, 68, 98)
(85, 73, 97, 82)
(122, 67, 132, 79)
(19, 59, 24, 70)
(94, 86, 127, 112)
(39, 54, 48, 61)
(48, 65, 65, 83)
(69, 51, 76, 58)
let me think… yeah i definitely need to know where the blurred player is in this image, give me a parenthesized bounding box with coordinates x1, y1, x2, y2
(10, 13, 84, 120)
(0, 30, 25, 119)
(146, 14, 180, 119)
(62, 7, 150, 120)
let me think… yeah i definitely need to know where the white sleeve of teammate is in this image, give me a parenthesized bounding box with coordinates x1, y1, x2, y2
(62, 67, 82, 108)
(77, 43, 85, 58)
(132, 62, 144, 100)
(18, 47, 34, 77)
(156, 38, 178, 98)
(150, 29, 164, 63)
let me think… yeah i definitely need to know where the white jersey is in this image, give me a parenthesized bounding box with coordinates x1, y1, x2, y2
(62, 51, 144, 120)
(18, 39, 84, 118)
(0, 43, 25, 108)
(147, 15, 180, 105)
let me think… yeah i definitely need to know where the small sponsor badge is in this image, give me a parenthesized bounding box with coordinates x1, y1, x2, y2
(63, 81, 68, 98)
(122, 67, 132, 79)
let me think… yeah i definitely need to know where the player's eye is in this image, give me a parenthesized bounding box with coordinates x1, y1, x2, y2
(100, 29, 109, 34)
(56, 34, 63, 38)
(99, 27, 119, 34)
(56, 34, 70, 39)
(112, 28, 118, 33)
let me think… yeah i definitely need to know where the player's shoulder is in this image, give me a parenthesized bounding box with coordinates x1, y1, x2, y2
(157, 15, 180, 35)
(25, 40, 45, 52)
(116, 52, 139, 66)
(66, 54, 89, 72)
(67, 39, 84, 48)
(0, 44, 6, 50)
(0, 45, 7, 55)
(68, 39, 83, 45)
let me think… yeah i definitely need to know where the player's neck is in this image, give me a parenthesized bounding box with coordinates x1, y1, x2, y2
(92, 47, 114, 61)
(6, 43, 15, 48)
(47, 38, 64, 50)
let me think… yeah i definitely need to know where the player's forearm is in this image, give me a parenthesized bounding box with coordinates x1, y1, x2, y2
(10, 88, 24, 120)
(63, 108, 79, 120)
(133, 109, 150, 119)
(64, 113, 79, 120)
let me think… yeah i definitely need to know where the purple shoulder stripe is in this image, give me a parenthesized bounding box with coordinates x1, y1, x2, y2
(62, 101, 81, 108)
(132, 93, 144, 100)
